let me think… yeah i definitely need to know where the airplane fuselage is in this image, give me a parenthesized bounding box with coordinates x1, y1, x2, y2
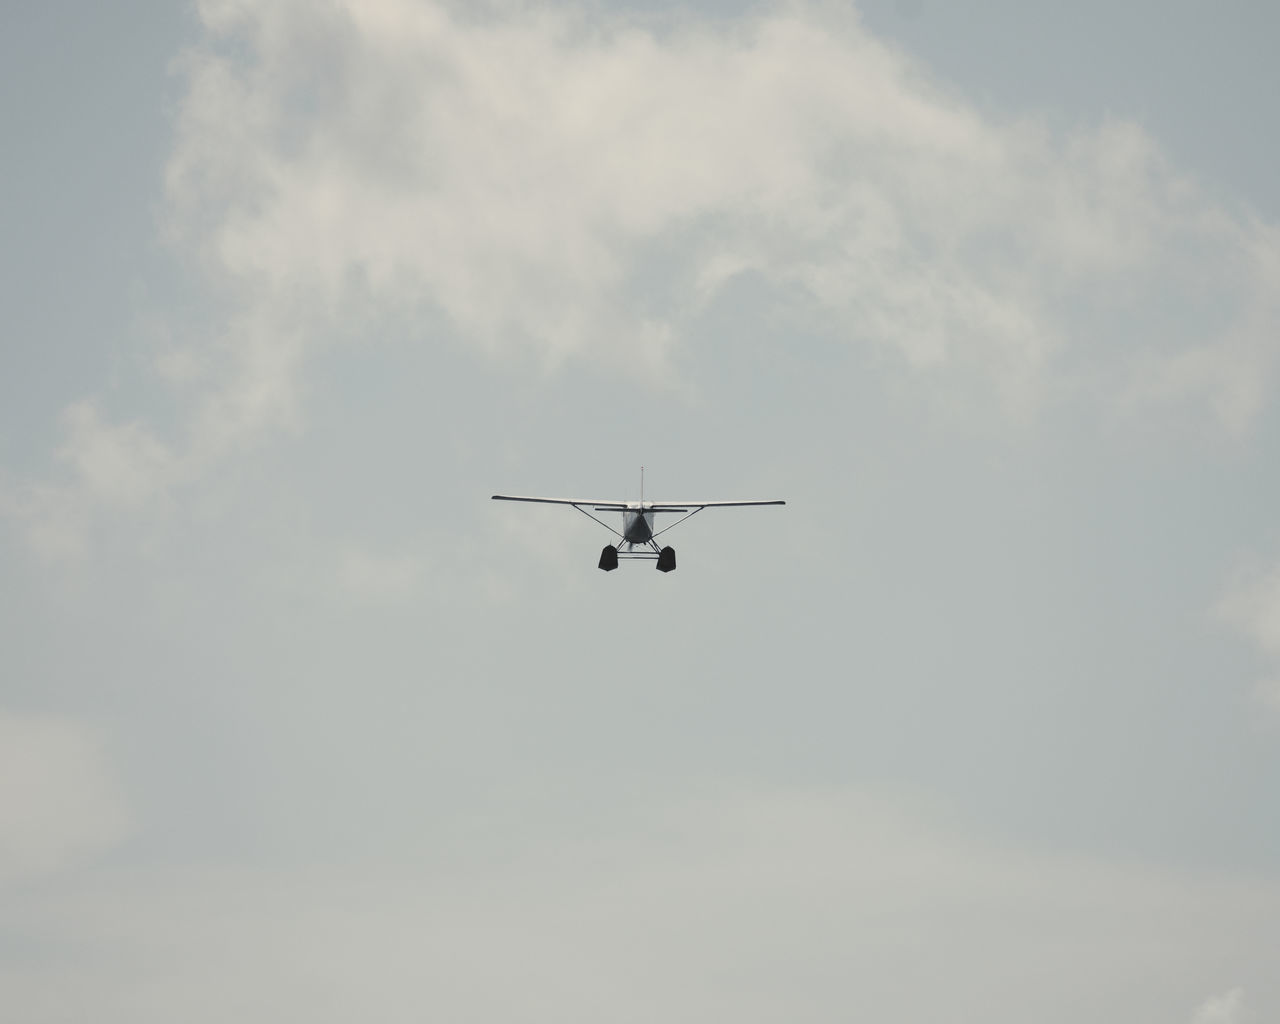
(622, 505, 655, 544)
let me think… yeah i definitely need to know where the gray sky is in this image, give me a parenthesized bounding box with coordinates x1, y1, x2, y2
(3, 1, 1280, 1020)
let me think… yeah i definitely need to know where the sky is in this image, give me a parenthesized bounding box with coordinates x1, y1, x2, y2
(3, 1, 1280, 1020)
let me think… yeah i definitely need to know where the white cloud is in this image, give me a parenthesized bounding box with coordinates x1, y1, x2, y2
(1193, 987, 1249, 1024)
(1216, 563, 1280, 713)
(157, 0, 1280, 428)
(0, 710, 131, 884)
(1219, 567, 1280, 658)
(57, 401, 176, 507)
(10, 0, 1280, 556)
(0, 786, 1276, 1023)
(0, 479, 90, 562)
(0, 402, 178, 560)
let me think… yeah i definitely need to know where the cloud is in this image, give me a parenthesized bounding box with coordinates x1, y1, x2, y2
(8, 0, 1280, 556)
(0, 709, 131, 884)
(1193, 988, 1249, 1024)
(1216, 563, 1280, 712)
(1, 401, 178, 559)
(0, 479, 91, 562)
(57, 401, 176, 508)
(0, 786, 1276, 1023)
(159, 0, 1280, 423)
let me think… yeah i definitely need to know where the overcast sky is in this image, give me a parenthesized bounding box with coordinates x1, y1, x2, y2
(3, 1, 1280, 1021)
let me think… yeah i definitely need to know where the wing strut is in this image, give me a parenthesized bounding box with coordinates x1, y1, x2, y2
(572, 503, 624, 540)
(650, 506, 706, 539)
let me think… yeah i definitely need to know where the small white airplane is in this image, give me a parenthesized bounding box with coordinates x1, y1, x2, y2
(492, 469, 785, 572)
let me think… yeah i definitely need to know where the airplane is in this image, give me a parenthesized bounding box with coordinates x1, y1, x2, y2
(491, 469, 785, 572)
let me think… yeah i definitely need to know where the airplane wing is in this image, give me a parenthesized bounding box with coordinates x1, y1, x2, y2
(645, 500, 786, 511)
(492, 494, 629, 510)
(493, 495, 785, 511)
